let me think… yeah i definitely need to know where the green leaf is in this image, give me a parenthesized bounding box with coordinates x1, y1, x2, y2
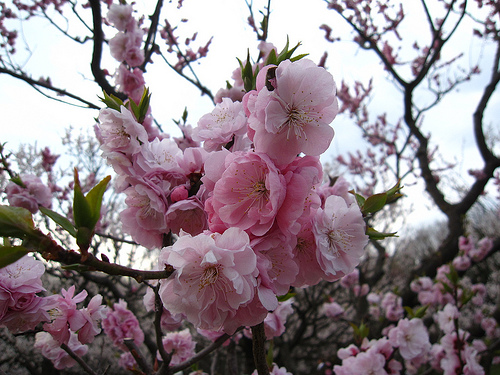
(414, 305, 429, 319)
(362, 193, 387, 215)
(445, 265, 459, 286)
(386, 180, 404, 204)
(72, 169, 93, 229)
(404, 306, 415, 318)
(277, 292, 296, 302)
(85, 175, 111, 230)
(0, 246, 29, 269)
(39, 206, 77, 237)
(366, 227, 397, 240)
(265, 48, 278, 66)
(99, 91, 124, 111)
(349, 190, 366, 207)
(0, 205, 35, 238)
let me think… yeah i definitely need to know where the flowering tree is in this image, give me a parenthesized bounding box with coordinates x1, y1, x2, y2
(0, 0, 499, 375)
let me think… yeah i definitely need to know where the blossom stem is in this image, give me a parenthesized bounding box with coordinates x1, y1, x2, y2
(252, 322, 269, 375)
(123, 339, 153, 375)
(60, 343, 98, 375)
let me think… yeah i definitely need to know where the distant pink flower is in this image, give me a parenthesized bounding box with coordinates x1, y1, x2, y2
(435, 303, 459, 334)
(246, 58, 338, 166)
(102, 299, 144, 350)
(193, 97, 248, 151)
(263, 299, 294, 339)
(381, 292, 404, 321)
(35, 331, 88, 370)
(452, 254, 471, 271)
(115, 65, 145, 103)
(5, 174, 52, 213)
(334, 350, 386, 375)
(206, 151, 286, 236)
(313, 195, 368, 280)
(159, 228, 258, 333)
(107, 3, 134, 32)
(158, 328, 196, 365)
(388, 318, 431, 360)
(321, 299, 344, 319)
(252, 364, 293, 375)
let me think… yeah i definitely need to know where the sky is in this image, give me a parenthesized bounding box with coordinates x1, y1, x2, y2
(1, 0, 499, 232)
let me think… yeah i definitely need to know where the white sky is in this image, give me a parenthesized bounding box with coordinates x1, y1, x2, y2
(1, 0, 499, 231)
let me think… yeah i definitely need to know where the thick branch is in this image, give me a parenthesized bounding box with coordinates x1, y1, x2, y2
(88, 0, 126, 100)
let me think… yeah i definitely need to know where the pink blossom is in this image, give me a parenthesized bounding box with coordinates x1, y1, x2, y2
(263, 299, 294, 339)
(334, 350, 386, 375)
(290, 215, 324, 287)
(34, 331, 88, 370)
(171, 185, 189, 202)
(252, 227, 298, 296)
(337, 344, 360, 360)
(43, 286, 88, 345)
(206, 151, 286, 236)
(0, 256, 55, 333)
(321, 299, 344, 319)
(381, 292, 404, 321)
(120, 183, 168, 249)
(5, 174, 52, 213)
(252, 364, 293, 375)
(277, 155, 322, 235)
(118, 351, 137, 371)
(452, 254, 471, 271)
(313, 195, 368, 280)
(193, 97, 248, 151)
(388, 318, 431, 360)
(115, 65, 145, 104)
(143, 285, 184, 332)
(158, 328, 196, 365)
(246, 58, 338, 166)
(340, 269, 359, 289)
(107, 3, 134, 32)
(166, 197, 208, 236)
(159, 228, 258, 333)
(109, 28, 144, 66)
(102, 299, 144, 350)
(134, 137, 182, 174)
(97, 106, 149, 155)
(435, 303, 459, 334)
(78, 294, 108, 344)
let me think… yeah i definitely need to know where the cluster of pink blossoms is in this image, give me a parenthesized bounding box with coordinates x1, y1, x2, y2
(5, 173, 52, 214)
(96, 49, 369, 333)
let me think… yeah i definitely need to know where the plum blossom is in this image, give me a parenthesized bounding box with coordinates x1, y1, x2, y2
(5, 174, 52, 213)
(245, 58, 338, 166)
(107, 3, 134, 32)
(159, 228, 258, 333)
(205, 151, 286, 236)
(120, 183, 168, 249)
(166, 197, 208, 236)
(97, 106, 149, 155)
(435, 303, 459, 334)
(102, 299, 144, 350)
(0, 255, 56, 333)
(193, 97, 248, 151)
(321, 298, 344, 319)
(43, 286, 89, 345)
(263, 298, 294, 339)
(313, 195, 368, 280)
(252, 364, 294, 375)
(388, 318, 431, 360)
(158, 328, 196, 365)
(381, 292, 404, 321)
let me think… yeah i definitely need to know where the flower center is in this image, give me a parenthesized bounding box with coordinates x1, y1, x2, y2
(199, 264, 222, 290)
(326, 229, 353, 257)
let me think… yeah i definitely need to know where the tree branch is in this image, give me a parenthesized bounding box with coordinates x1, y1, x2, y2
(88, 0, 126, 100)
